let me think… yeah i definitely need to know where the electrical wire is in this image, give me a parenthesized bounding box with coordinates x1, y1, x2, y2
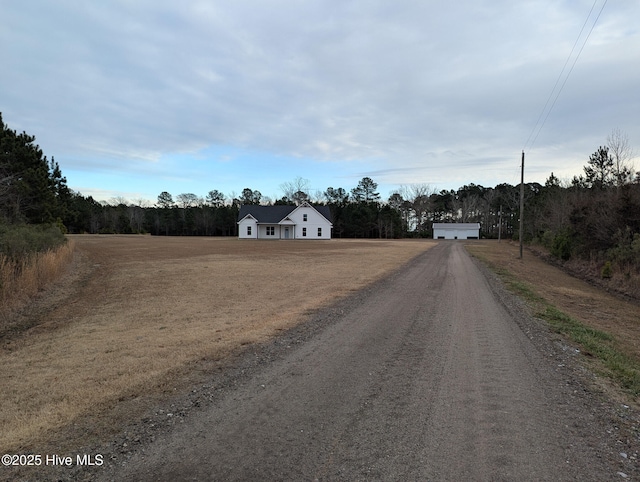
(523, 0, 608, 152)
(523, 0, 597, 150)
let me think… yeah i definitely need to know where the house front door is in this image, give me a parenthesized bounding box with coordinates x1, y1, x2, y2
(284, 227, 289, 239)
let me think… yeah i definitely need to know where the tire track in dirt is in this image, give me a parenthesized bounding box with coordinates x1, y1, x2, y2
(93, 242, 624, 481)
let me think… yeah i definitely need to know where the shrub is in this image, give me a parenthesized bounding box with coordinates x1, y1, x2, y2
(551, 230, 573, 260)
(607, 227, 640, 266)
(540, 230, 555, 250)
(601, 261, 613, 279)
(0, 224, 66, 260)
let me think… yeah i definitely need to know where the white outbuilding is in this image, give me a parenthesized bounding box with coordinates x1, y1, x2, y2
(432, 223, 480, 240)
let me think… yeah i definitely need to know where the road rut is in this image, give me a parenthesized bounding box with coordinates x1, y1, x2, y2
(100, 242, 620, 481)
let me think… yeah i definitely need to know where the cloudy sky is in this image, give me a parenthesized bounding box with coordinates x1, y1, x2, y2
(2, 0, 639, 204)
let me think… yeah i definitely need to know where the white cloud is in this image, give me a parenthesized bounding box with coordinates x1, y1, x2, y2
(1, 0, 639, 200)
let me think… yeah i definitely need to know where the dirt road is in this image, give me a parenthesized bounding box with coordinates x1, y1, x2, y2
(97, 242, 625, 480)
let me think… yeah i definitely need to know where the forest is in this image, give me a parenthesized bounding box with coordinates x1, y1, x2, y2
(1, 113, 639, 277)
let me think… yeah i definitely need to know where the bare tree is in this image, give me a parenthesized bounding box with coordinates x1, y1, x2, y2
(176, 193, 200, 208)
(132, 197, 152, 208)
(479, 189, 497, 237)
(397, 184, 435, 233)
(128, 205, 145, 233)
(404, 183, 434, 200)
(280, 177, 311, 205)
(108, 196, 129, 206)
(540, 175, 573, 235)
(607, 128, 635, 186)
(310, 189, 325, 204)
(452, 195, 480, 222)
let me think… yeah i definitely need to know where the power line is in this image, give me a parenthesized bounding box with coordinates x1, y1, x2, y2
(523, 0, 608, 151)
(523, 0, 597, 150)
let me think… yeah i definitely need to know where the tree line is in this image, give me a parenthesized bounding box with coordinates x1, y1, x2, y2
(60, 177, 404, 238)
(49, 177, 536, 240)
(2, 113, 639, 272)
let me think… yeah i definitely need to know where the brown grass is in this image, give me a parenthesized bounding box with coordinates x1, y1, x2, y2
(527, 243, 640, 301)
(0, 240, 75, 320)
(466, 240, 640, 354)
(0, 236, 435, 452)
(466, 240, 640, 402)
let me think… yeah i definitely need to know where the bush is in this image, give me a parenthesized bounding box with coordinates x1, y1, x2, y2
(551, 230, 573, 260)
(0, 224, 66, 260)
(601, 261, 613, 279)
(540, 230, 555, 250)
(607, 227, 640, 267)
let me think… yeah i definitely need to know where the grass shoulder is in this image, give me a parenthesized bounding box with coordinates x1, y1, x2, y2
(466, 241, 640, 399)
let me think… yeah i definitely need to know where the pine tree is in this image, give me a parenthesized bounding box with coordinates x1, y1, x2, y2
(584, 146, 615, 190)
(0, 113, 68, 224)
(351, 177, 380, 203)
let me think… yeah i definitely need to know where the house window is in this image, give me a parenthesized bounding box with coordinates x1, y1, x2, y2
(247, 226, 252, 236)
(302, 227, 307, 237)
(266, 226, 275, 236)
(318, 227, 322, 237)
(303, 214, 308, 221)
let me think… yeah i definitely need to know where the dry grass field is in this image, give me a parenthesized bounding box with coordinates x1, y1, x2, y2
(466, 240, 640, 359)
(0, 235, 435, 453)
(466, 240, 640, 402)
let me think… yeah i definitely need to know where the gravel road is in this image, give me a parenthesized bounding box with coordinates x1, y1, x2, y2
(95, 242, 633, 481)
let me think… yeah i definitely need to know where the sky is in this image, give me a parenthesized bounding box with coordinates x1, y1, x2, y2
(1, 0, 639, 205)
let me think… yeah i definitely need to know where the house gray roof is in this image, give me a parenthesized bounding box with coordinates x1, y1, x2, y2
(238, 204, 332, 224)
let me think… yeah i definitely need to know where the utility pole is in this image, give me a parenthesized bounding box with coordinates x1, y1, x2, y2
(498, 204, 502, 242)
(519, 151, 525, 259)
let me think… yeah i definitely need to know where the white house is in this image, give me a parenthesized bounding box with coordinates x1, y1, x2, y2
(238, 202, 333, 240)
(432, 223, 480, 240)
